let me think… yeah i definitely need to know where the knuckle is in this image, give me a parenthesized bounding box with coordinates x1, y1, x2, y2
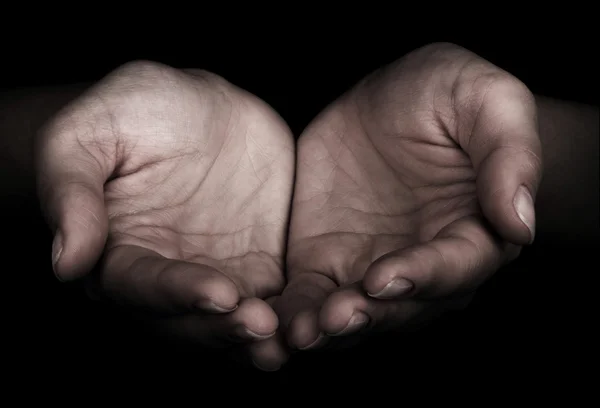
(420, 41, 468, 57)
(101, 60, 188, 99)
(111, 59, 177, 83)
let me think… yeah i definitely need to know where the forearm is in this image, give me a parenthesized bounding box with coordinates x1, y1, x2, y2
(536, 95, 599, 241)
(0, 84, 87, 197)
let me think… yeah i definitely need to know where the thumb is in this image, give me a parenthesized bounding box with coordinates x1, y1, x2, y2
(457, 77, 542, 245)
(35, 116, 113, 281)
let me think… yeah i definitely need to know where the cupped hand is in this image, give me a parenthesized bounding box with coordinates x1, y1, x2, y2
(276, 43, 542, 350)
(35, 61, 294, 369)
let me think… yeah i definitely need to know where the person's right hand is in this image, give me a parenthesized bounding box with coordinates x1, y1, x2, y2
(35, 61, 295, 370)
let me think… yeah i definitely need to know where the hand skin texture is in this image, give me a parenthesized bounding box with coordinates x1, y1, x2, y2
(34, 62, 295, 370)
(2, 43, 593, 372)
(275, 42, 545, 351)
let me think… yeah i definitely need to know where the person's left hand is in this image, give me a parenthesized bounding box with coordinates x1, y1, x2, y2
(275, 43, 542, 350)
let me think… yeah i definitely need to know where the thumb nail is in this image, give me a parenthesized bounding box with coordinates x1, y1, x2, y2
(513, 185, 536, 244)
(52, 231, 64, 281)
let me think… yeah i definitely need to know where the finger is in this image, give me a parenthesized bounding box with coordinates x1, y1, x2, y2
(363, 216, 509, 300)
(226, 296, 290, 371)
(274, 272, 337, 350)
(319, 282, 438, 337)
(154, 297, 278, 347)
(246, 331, 290, 372)
(35, 111, 114, 281)
(236, 295, 290, 371)
(99, 245, 240, 314)
(456, 76, 542, 245)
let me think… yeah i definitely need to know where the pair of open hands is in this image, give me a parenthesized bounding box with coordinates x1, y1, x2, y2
(35, 43, 542, 371)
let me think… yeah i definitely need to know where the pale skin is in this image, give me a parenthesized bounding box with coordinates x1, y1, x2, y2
(35, 62, 295, 369)
(276, 43, 541, 353)
(0, 42, 593, 371)
(274, 44, 598, 360)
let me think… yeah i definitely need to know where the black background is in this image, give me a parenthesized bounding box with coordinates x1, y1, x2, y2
(2, 19, 597, 393)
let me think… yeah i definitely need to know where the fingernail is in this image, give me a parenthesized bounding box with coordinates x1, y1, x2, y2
(231, 326, 275, 341)
(514, 185, 536, 244)
(327, 312, 370, 336)
(196, 300, 238, 313)
(368, 278, 413, 299)
(252, 359, 281, 372)
(299, 332, 328, 350)
(51, 231, 63, 281)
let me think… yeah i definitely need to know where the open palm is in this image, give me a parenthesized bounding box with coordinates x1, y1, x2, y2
(277, 43, 542, 350)
(36, 62, 294, 368)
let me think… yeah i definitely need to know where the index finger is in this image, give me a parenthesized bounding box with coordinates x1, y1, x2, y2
(93, 245, 240, 314)
(363, 216, 518, 300)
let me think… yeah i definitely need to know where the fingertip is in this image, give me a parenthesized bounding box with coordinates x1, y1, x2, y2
(251, 358, 281, 372)
(217, 299, 278, 344)
(51, 228, 108, 281)
(477, 149, 540, 246)
(248, 333, 289, 372)
(48, 187, 109, 281)
(234, 298, 279, 337)
(363, 257, 415, 299)
(51, 231, 65, 281)
(513, 184, 536, 244)
(297, 332, 329, 351)
(326, 311, 370, 337)
(115, 252, 243, 315)
(287, 309, 320, 350)
(195, 300, 238, 314)
(366, 278, 415, 299)
(478, 184, 535, 246)
(192, 272, 240, 313)
(319, 289, 364, 335)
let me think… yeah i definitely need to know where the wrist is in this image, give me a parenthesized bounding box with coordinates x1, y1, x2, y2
(535, 95, 599, 240)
